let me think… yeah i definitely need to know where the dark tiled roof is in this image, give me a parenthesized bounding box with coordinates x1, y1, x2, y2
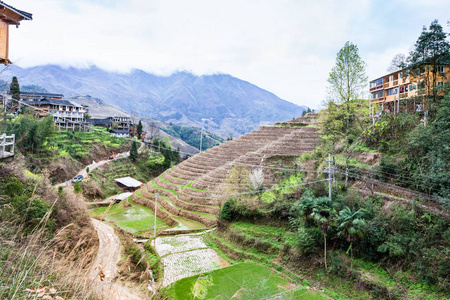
(26, 98, 83, 107)
(20, 91, 63, 98)
(88, 118, 112, 126)
(110, 129, 129, 134)
(0, 1, 32, 20)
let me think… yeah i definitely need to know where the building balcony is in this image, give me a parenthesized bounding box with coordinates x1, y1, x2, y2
(369, 85, 384, 92)
(370, 97, 386, 104)
(385, 95, 399, 102)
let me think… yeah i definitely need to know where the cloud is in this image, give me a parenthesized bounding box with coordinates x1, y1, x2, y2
(7, 0, 450, 108)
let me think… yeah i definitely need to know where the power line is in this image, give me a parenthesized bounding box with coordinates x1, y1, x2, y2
(208, 179, 329, 198)
(154, 143, 323, 173)
(335, 168, 449, 202)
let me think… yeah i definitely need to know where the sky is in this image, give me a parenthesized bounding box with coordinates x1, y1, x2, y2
(7, 0, 450, 109)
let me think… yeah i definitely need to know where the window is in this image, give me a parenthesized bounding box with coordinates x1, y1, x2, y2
(437, 65, 445, 73)
(389, 75, 393, 82)
(410, 84, 417, 91)
(387, 88, 398, 96)
(437, 81, 445, 87)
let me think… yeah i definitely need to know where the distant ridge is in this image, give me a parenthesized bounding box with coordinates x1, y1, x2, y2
(3, 65, 307, 137)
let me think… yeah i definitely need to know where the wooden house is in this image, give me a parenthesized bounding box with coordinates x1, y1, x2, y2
(0, 1, 32, 65)
(370, 64, 450, 115)
(26, 98, 91, 131)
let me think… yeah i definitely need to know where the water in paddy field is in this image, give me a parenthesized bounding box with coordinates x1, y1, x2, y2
(105, 205, 165, 233)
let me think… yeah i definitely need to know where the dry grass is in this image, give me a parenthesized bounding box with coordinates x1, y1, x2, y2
(0, 164, 101, 299)
(0, 218, 100, 299)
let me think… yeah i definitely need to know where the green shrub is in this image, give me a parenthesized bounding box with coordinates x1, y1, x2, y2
(295, 225, 321, 255)
(1, 177, 24, 197)
(73, 182, 81, 193)
(220, 201, 233, 220)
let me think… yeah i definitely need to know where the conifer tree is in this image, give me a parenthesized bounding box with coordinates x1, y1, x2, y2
(8, 76, 20, 112)
(408, 20, 450, 113)
(130, 141, 138, 162)
(137, 120, 143, 139)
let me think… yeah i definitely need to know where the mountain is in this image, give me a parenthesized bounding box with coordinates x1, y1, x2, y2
(4, 65, 307, 137)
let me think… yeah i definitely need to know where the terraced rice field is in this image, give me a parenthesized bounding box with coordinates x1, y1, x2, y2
(155, 233, 226, 287)
(164, 262, 325, 300)
(132, 114, 319, 230)
(90, 199, 169, 235)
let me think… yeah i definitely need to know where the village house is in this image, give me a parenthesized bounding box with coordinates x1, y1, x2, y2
(110, 129, 130, 138)
(21, 94, 91, 131)
(0, 1, 32, 65)
(370, 64, 450, 116)
(88, 116, 138, 137)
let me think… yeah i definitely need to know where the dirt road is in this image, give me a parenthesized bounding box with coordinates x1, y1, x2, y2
(55, 151, 129, 188)
(90, 218, 143, 300)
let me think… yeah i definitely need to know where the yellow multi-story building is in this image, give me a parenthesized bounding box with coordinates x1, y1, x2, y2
(369, 64, 450, 115)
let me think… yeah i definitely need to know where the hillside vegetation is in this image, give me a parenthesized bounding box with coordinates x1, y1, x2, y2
(161, 123, 224, 151)
(2, 114, 130, 182)
(207, 33, 450, 299)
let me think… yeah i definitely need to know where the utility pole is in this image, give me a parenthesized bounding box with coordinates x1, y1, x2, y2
(199, 127, 203, 152)
(327, 153, 332, 201)
(154, 193, 158, 247)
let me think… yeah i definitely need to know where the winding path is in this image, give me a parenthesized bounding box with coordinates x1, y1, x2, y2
(90, 218, 143, 300)
(55, 151, 129, 188)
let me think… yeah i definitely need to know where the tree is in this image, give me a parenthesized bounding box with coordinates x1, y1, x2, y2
(327, 41, 367, 185)
(224, 164, 250, 195)
(292, 194, 335, 269)
(249, 168, 264, 192)
(408, 20, 450, 112)
(309, 197, 335, 270)
(137, 120, 143, 140)
(130, 141, 138, 162)
(220, 201, 233, 220)
(148, 121, 159, 142)
(336, 206, 366, 269)
(387, 53, 407, 73)
(302, 107, 313, 116)
(406, 90, 450, 197)
(8, 76, 20, 112)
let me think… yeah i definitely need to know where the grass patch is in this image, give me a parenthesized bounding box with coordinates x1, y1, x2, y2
(334, 154, 372, 169)
(231, 221, 296, 249)
(164, 262, 324, 300)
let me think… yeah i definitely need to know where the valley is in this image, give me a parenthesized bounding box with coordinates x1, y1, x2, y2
(0, 3, 449, 299)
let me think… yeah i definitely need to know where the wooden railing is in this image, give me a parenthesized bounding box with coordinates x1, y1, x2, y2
(0, 134, 15, 159)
